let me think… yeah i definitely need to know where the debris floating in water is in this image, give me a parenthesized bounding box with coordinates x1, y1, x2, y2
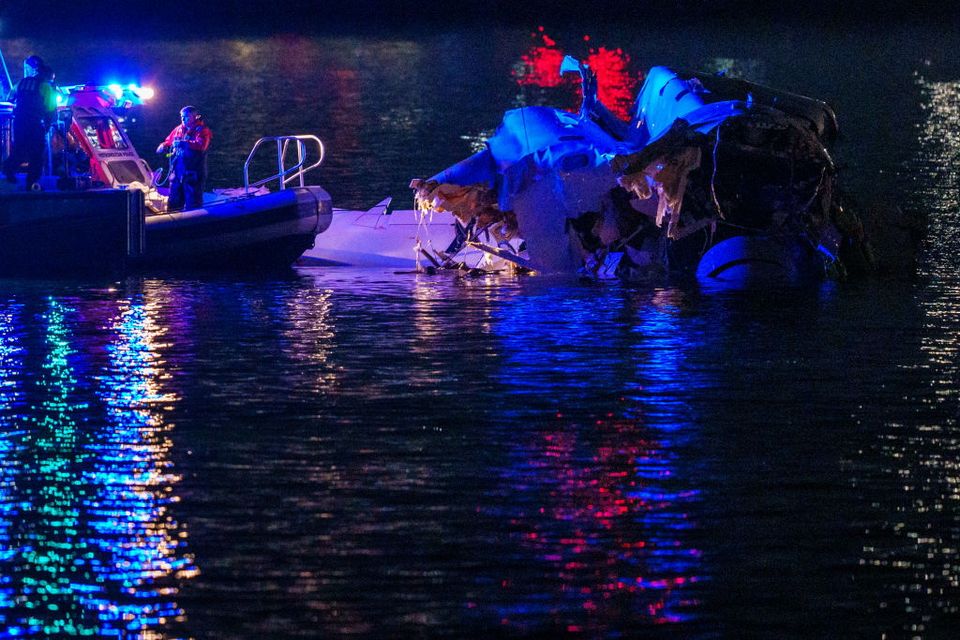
(413, 53, 878, 286)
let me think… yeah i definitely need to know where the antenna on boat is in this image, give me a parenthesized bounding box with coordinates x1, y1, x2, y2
(0, 48, 12, 95)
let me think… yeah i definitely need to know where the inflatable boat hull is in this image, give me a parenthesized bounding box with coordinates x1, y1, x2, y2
(139, 186, 331, 269)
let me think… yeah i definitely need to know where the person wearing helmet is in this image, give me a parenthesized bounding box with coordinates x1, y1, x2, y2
(3, 55, 57, 190)
(156, 105, 212, 211)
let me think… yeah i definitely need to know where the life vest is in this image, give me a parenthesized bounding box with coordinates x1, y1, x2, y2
(11, 76, 54, 121)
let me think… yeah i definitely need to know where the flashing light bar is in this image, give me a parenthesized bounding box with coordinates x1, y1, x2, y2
(56, 82, 156, 108)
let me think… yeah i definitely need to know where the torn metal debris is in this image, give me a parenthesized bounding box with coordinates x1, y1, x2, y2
(411, 57, 874, 285)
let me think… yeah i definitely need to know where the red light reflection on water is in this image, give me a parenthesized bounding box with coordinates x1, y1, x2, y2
(515, 29, 570, 90)
(584, 46, 638, 121)
(491, 407, 702, 633)
(514, 27, 639, 120)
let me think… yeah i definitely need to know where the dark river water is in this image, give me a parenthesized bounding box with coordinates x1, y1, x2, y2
(1, 19, 959, 639)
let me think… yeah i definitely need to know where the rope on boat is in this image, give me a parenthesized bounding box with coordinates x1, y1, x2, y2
(709, 125, 727, 220)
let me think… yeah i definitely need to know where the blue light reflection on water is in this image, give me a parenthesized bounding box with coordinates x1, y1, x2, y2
(478, 283, 704, 634)
(0, 295, 194, 638)
(0, 304, 25, 622)
(11, 299, 92, 638)
(84, 298, 196, 635)
(0, 270, 955, 638)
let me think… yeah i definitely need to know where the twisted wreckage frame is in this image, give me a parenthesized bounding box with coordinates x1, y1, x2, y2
(410, 57, 874, 284)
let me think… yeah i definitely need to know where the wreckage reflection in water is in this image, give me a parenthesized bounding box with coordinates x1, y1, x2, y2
(0, 295, 195, 637)
(0, 269, 956, 637)
(476, 286, 704, 632)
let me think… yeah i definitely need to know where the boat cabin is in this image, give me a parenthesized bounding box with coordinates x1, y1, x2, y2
(1, 83, 155, 192)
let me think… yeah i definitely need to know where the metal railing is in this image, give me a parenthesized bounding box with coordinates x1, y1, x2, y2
(243, 134, 325, 192)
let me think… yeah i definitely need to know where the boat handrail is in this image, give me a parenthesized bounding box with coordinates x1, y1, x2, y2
(243, 134, 325, 192)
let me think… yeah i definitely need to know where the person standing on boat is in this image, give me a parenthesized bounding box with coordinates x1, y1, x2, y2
(156, 105, 212, 211)
(3, 55, 57, 190)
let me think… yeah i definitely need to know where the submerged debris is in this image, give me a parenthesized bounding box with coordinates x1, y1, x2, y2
(411, 56, 883, 286)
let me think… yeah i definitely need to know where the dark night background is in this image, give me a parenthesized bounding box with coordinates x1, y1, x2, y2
(1, 0, 956, 35)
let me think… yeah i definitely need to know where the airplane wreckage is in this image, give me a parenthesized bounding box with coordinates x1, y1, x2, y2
(410, 57, 890, 285)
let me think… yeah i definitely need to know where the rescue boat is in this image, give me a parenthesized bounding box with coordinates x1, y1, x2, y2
(0, 74, 330, 274)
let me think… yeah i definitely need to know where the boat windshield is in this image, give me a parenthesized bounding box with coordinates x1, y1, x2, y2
(77, 115, 128, 151)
